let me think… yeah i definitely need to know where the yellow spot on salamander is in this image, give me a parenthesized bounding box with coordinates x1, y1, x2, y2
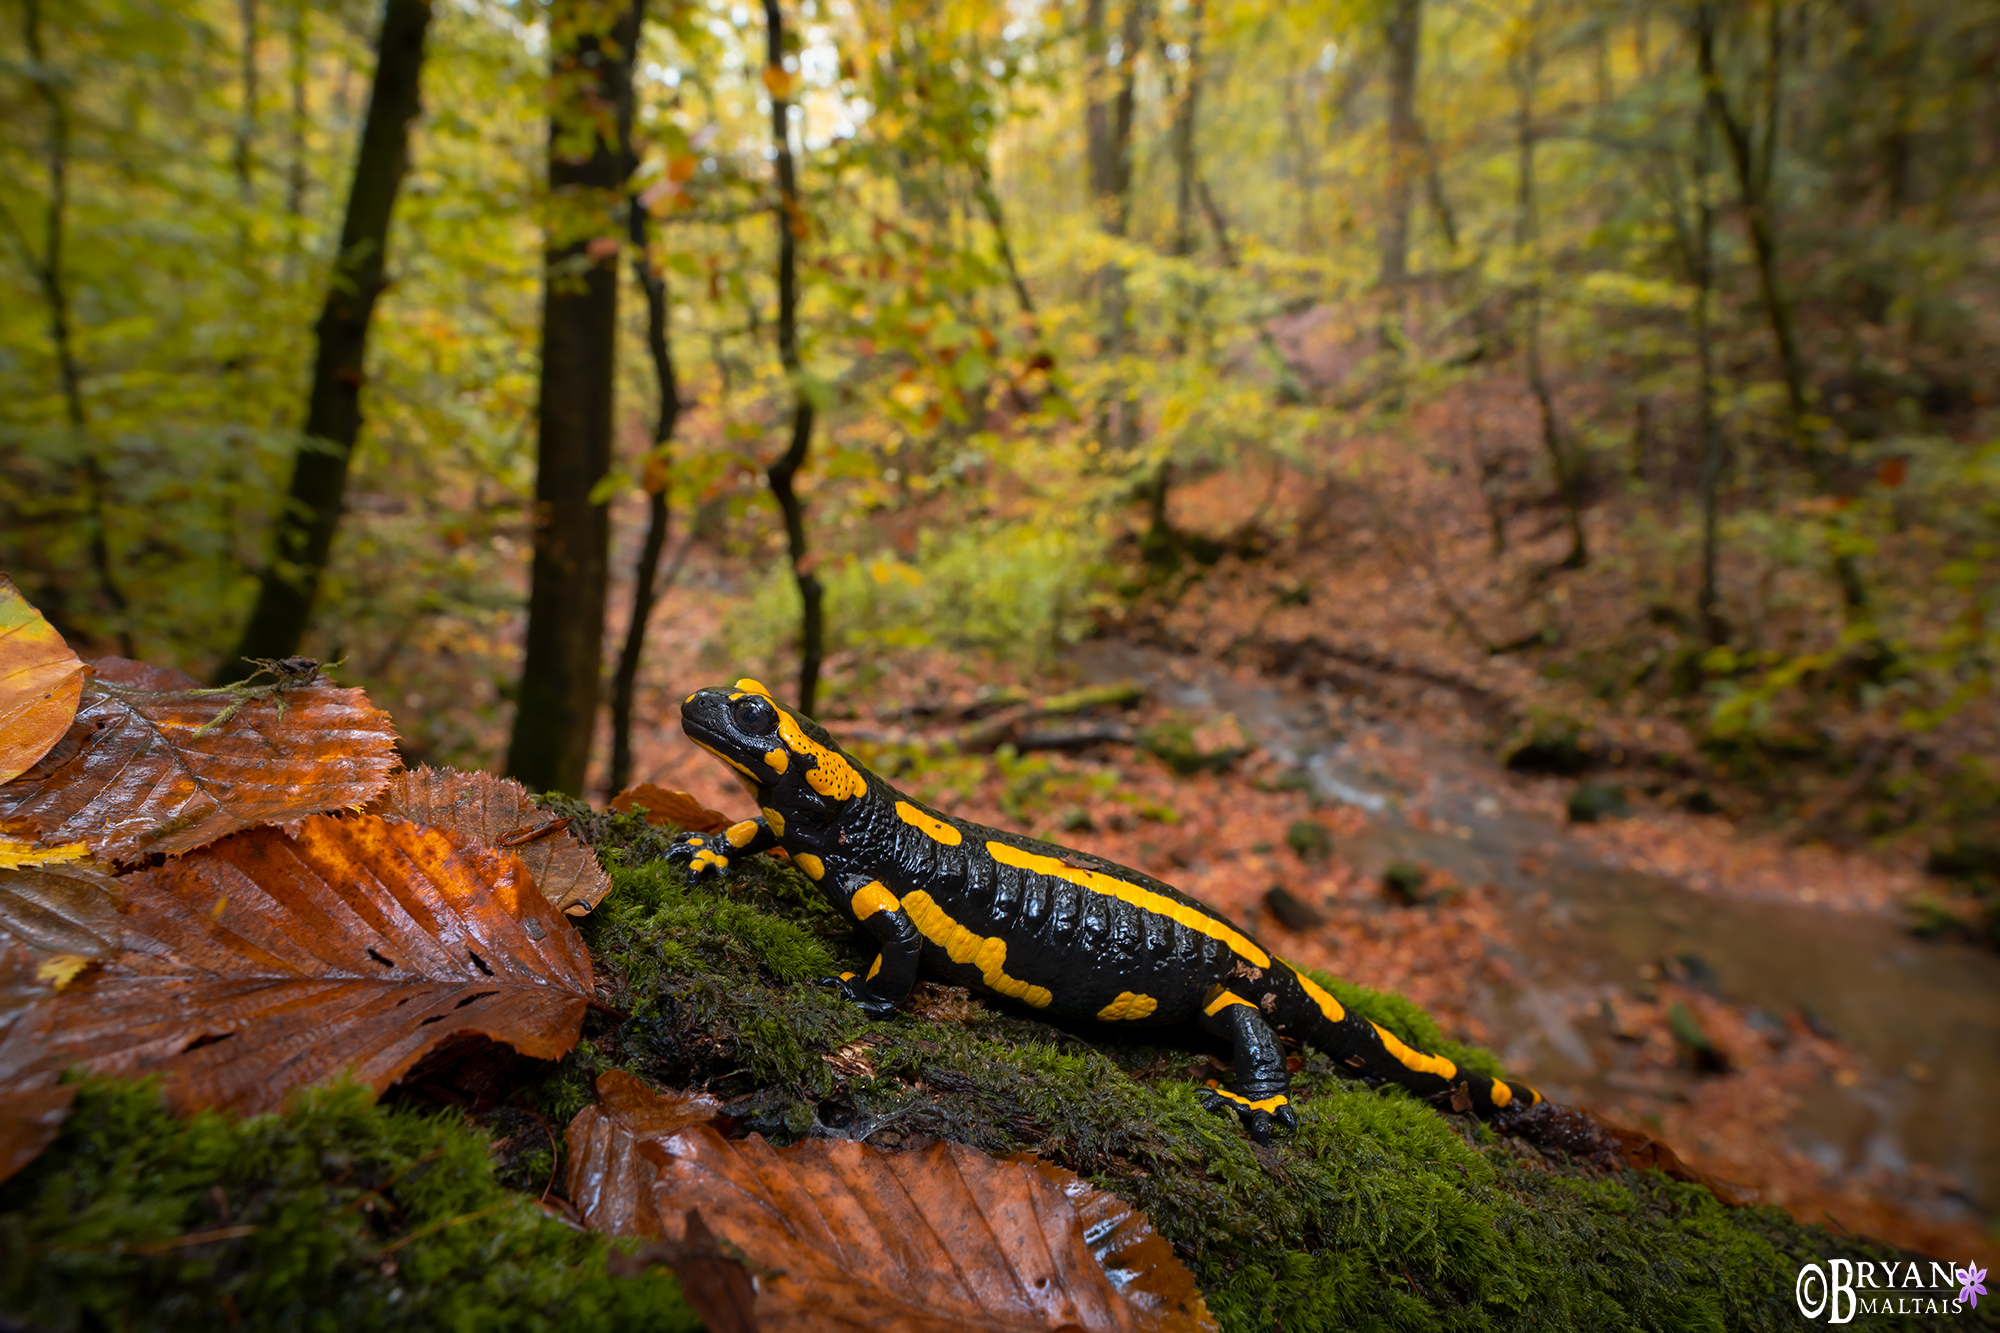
(1370, 1021, 1457, 1081)
(690, 849, 730, 874)
(765, 749, 789, 774)
(850, 881, 900, 920)
(983, 841, 1271, 968)
(1204, 1082, 1290, 1113)
(866, 954, 883, 980)
(1284, 963, 1347, 1023)
(725, 820, 760, 848)
(734, 678, 773, 697)
(684, 691, 699, 704)
(761, 806, 787, 837)
(895, 801, 962, 846)
(1489, 1079, 1512, 1108)
(1097, 991, 1158, 1022)
(1203, 991, 1258, 1017)
(902, 889, 1052, 1008)
(794, 853, 826, 880)
(775, 713, 867, 800)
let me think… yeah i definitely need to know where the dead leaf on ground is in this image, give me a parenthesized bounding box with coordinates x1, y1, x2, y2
(565, 1071, 724, 1237)
(0, 814, 594, 1182)
(373, 766, 611, 914)
(565, 1077, 1209, 1332)
(0, 576, 85, 786)
(610, 783, 733, 834)
(0, 861, 123, 962)
(0, 656, 398, 865)
(0, 940, 73, 1183)
(1006, 1155, 1219, 1333)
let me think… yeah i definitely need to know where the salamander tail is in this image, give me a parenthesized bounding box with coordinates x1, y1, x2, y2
(1269, 960, 1540, 1117)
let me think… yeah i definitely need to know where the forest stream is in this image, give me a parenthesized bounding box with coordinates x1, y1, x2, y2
(1073, 641, 2000, 1232)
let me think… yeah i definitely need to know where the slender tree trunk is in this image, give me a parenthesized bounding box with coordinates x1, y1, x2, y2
(1692, 98, 1727, 643)
(1380, 0, 1420, 292)
(222, 0, 430, 680)
(606, 186, 682, 797)
(19, 0, 131, 653)
(1168, 0, 1205, 261)
(1513, 19, 1586, 569)
(286, 0, 308, 223)
(234, 0, 258, 193)
(1085, 0, 1147, 454)
(505, 0, 640, 791)
(1692, 2, 1866, 614)
(761, 0, 823, 717)
(970, 153, 1035, 319)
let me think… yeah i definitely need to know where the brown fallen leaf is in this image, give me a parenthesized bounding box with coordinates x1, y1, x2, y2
(564, 1076, 1208, 1332)
(372, 766, 612, 914)
(0, 940, 73, 1184)
(565, 1071, 725, 1237)
(0, 814, 593, 1182)
(610, 783, 733, 835)
(1006, 1156, 1219, 1333)
(0, 861, 123, 961)
(0, 657, 398, 866)
(0, 576, 85, 786)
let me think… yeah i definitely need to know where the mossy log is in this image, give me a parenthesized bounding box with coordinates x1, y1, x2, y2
(3, 801, 1973, 1332)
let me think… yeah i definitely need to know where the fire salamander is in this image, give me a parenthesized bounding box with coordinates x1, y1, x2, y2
(668, 679, 1541, 1143)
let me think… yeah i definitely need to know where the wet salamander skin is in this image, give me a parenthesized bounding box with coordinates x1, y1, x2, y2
(667, 679, 1541, 1142)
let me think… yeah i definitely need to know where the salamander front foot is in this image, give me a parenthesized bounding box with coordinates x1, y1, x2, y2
(1201, 1081, 1298, 1146)
(665, 833, 731, 879)
(820, 972, 902, 1019)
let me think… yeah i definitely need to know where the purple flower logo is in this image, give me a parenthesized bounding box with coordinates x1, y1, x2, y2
(1960, 1264, 1988, 1309)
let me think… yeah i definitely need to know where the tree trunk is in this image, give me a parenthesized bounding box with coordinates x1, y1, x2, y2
(19, 0, 131, 654)
(1691, 2, 1866, 614)
(505, 0, 640, 792)
(221, 0, 431, 680)
(1168, 0, 1204, 261)
(234, 0, 258, 194)
(761, 0, 824, 717)
(1379, 0, 1420, 292)
(1513, 18, 1586, 570)
(1692, 97, 1727, 644)
(607, 116, 683, 799)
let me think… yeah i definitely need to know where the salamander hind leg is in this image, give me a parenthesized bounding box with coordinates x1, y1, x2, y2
(820, 875, 922, 1019)
(1197, 990, 1299, 1145)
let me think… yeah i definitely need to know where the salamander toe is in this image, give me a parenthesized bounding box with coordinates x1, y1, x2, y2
(1200, 1082, 1294, 1145)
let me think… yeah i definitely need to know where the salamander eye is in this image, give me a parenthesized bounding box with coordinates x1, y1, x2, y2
(732, 695, 779, 736)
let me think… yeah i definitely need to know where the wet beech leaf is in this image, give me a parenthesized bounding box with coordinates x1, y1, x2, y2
(609, 783, 733, 834)
(0, 940, 72, 1184)
(372, 766, 612, 914)
(565, 1071, 725, 1237)
(1006, 1155, 1218, 1333)
(0, 814, 593, 1159)
(0, 862, 123, 960)
(0, 657, 398, 865)
(0, 576, 85, 786)
(564, 1077, 1207, 1332)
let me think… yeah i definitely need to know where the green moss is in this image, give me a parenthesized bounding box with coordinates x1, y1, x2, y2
(0, 1079, 700, 1333)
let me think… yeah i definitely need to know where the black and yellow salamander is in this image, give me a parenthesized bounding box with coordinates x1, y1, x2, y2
(667, 678, 1541, 1143)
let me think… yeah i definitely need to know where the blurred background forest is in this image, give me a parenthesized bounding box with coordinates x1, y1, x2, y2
(4, 0, 2000, 1252)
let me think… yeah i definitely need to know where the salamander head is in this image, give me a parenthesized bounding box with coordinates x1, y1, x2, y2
(679, 679, 872, 817)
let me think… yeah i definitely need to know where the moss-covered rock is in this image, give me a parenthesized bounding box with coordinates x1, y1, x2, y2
(540, 807, 1960, 1332)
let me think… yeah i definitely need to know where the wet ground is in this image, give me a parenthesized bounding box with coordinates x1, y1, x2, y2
(1073, 642, 2000, 1229)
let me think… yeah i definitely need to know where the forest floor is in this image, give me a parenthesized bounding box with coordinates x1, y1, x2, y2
(592, 601, 1994, 1269)
(515, 428, 2000, 1270)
